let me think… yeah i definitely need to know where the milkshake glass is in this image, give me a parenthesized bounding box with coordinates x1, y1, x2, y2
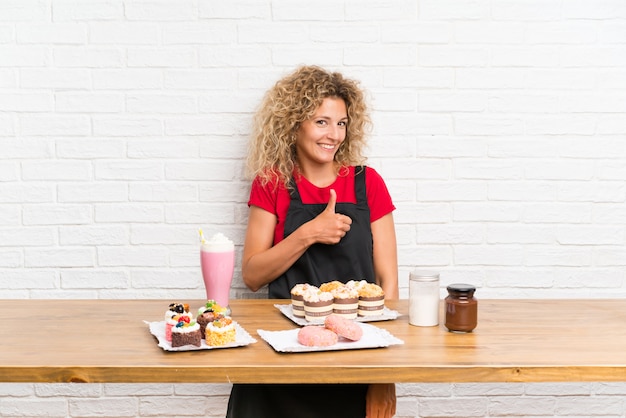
(199, 231, 234, 314)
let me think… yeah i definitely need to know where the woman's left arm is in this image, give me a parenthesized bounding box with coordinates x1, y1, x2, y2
(371, 212, 399, 299)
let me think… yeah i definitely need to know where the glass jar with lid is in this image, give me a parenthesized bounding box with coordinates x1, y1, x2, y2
(444, 283, 477, 333)
(408, 270, 440, 327)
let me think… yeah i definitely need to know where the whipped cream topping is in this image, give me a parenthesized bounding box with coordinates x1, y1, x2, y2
(201, 232, 234, 252)
(332, 285, 359, 299)
(207, 320, 235, 334)
(303, 290, 333, 303)
(171, 321, 200, 333)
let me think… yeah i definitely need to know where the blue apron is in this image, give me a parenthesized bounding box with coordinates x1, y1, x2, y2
(227, 167, 374, 418)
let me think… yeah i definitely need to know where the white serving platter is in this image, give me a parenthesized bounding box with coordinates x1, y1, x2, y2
(257, 322, 404, 353)
(145, 320, 257, 352)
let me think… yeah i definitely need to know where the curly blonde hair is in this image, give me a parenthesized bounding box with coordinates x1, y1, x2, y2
(246, 65, 371, 189)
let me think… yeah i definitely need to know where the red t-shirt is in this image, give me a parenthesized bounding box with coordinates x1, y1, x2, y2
(248, 166, 395, 245)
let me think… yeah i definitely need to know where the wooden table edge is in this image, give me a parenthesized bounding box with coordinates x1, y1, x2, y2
(3, 366, 626, 384)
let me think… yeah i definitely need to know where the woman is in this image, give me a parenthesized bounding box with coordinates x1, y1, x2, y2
(226, 65, 398, 418)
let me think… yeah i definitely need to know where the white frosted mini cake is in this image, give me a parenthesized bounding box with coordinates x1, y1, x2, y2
(355, 282, 385, 317)
(205, 317, 236, 347)
(331, 285, 359, 320)
(171, 320, 201, 348)
(291, 283, 316, 318)
(303, 290, 333, 323)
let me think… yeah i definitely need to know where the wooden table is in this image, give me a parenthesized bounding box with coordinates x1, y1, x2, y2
(1, 299, 625, 384)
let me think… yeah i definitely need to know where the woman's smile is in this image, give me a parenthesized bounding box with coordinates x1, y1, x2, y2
(296, 97, 348, 166)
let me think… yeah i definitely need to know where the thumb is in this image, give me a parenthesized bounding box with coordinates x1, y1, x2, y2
(326, 189, 337, 213)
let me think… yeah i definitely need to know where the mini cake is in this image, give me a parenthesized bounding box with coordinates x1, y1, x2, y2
(197, 300, 227, 317)
(164, 302, 192, 342)
(346, 279, 368, 292)
(298, 325, 338, 347)
(357, 283, 385, 317)
(171, 320, 201, 348)
(303, 290, 333, 323)
(331, 285, 359, 320)
(205, 316, 236, 346)
(197, 300, 226, 339)
(319, 280, 344, 293)
(290, 283, 316, 318)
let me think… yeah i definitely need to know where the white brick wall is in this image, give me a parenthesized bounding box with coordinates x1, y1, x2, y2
(1, 0, 625, 416)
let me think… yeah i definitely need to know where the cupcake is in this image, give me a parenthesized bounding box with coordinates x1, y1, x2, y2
(197, 300, 226, 339)
(356, 283, 385, 317)
(164, 303, 192, 342)
(319, 280, 344, 293)
(171, 320, 201, 348)
(346, 280, 368, 292)
(290, 284, 315, 318)
(205, 316, 236, 346)
(303, 290, 333, 323)
(331, 285, 359, 320)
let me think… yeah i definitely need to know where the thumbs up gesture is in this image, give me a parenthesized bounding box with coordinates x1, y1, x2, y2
(311, 189, 352, 245)
(325, 188, 339, 214)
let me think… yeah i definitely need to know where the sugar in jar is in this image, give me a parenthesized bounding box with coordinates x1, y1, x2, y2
(409, 270, 440, 327)
(444, 284, 477, 333)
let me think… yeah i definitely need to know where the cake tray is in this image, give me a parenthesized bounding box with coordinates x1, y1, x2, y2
(275, 303, 400, 326)
(145, 320, 257, 352)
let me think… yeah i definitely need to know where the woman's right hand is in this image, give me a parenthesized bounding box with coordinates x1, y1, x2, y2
(242, 189, 351, 291)
(308, 189, 352, 245)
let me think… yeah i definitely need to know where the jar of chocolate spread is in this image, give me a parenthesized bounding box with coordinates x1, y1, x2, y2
(444, 284, 477, 333)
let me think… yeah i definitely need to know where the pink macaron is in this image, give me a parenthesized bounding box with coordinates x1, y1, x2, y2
(297, 325, 339, 347)
(324, 314, 363, 341)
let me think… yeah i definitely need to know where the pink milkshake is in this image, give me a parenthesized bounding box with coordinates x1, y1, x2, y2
(200, 232, 235, 309)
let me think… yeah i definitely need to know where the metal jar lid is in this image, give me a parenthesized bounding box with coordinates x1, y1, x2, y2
(446, 283, 476, 293)
(409, 270, 440, 281)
